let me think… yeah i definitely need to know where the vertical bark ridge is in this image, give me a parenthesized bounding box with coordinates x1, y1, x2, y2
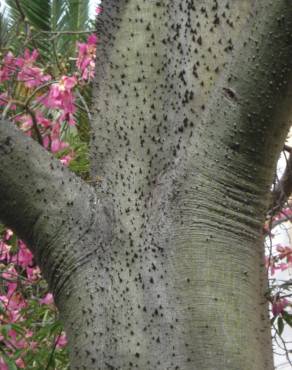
(164, 1, 292, 368)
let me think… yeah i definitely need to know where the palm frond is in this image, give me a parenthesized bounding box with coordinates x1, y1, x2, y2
(0, 9, 10, 49)
(54, 0, 91, 57)
(6, 0, 51, 30)
(5, 0, 92, 63)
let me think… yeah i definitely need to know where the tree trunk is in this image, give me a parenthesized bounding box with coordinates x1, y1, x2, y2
(1, 1, 292, 369)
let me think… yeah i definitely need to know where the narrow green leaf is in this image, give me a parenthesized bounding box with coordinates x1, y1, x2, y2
(0, 352, 17, 370)
(283, 311, 292, 327)
(277, 317, 284, 335)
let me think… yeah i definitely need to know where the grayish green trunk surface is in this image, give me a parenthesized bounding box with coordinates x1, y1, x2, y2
(1, 1, 292, 369)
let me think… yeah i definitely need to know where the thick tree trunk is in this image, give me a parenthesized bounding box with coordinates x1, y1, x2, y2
(1, 1, 292, 369)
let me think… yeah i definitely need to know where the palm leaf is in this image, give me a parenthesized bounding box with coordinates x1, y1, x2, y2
(5, 0, 91, 62)
(54, 0, 91, 57)
(0, 9, 10, 49)
(6, 0, 51, 30)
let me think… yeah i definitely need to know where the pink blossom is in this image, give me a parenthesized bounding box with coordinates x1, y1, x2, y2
(41, 76, 77, 125)
(278, 262, 289, 271)
(18, 66, 51, 88)
(2, 329, 32, 353)
(0, 93, 8, 106)
(50, 122, 69, 153)
(76, 34, 97, 80)
(26, 266, 41, 282)
(87, 34, 97, 45)
(6, 292, 27, 311)
(35, 111, 52, 129)
(55, 332, 67, 349)
(0, 241, 11, 261)
(11, 240, 33, 268)
(3, 229, 13, 241)
(2, 265, 18, 297)
(274, 208, 292, 223)
(14, 114, 33, 135)
(0, 52, 17, 82)
(276, 245, 292, 262)
(15, 358, 25, 368)
(15, 49, 38, 68)
(95, 5, 102, 15)
(272, 297, 289, 317)
(0, 93, 16, 110)
(42, 135, 50, 149)
(0, 357, 8, 370)
(40, 293, 54, 305)
(16, 49, 51, 88)
(60, 152, 74, 166)
(265, 256, 278, 276)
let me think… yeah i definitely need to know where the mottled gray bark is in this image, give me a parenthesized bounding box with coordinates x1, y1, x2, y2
(1, 0, 292, 369)
(0, 121, 106, 298)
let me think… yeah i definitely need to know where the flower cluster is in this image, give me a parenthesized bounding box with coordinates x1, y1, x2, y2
(76, 34, 97, 81)
(264, 205, 292, 346)
(0, 33, 97, 159)
(0, 229, 67, 369)
(0, 31, 97, 368)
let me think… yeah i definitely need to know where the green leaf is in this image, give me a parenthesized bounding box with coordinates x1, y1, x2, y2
(283, 311, 292, 327)
(1, 324, 11, 339)
(0, 352, 17, 370)
(277, 317, 284, 335)
(270, 316, 276, 326)
(10, 323, 26, 335)
(5, 0, 92, 62)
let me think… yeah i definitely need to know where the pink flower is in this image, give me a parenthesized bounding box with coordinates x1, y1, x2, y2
(55, 332, 67, 349)
(41, 76, 77, 125)
(3, 329, 32, 351)
(76, 34, 97, 81)
(35, 111, 52, 129)
(0, 241, 11, 261)
(15, 49, 38, 68)
(0, 93, 16, 110)
(50, 122, 69, 153)
(60, 152, 74, 166)
(3, 229, 13, 241)
(26, 266, 41, 282)
(16, 49, 51, 88)
(7, 292, 27, 311)
(95, 5, 102, 15)
(15, 358, 25, 368)
(0, 357, 8, 370)
(0, 294, 23, 323)
(272, 297, 289, 317)
(18, 66, 51, 88)
(265, 256, 278, 276)
(14, 114, 33, 135)
(2, 265, 18, 297)
(87, 34, 97, 45)
(0, 52, 17, 82)
(277, 245, 292, 262)
(0, 93, 8, 106)
(276, 208, 292, 220)
(11, 240, 33, 268)
(40, 293, 54, 305)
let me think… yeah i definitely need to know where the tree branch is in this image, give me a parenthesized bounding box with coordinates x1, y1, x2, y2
(0, 120, 110, 295)
(272, 150, 292, 211)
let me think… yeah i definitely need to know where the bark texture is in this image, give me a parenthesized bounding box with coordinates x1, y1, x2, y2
(1, 1, 292, 370)
(0, 121, 106, 299)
